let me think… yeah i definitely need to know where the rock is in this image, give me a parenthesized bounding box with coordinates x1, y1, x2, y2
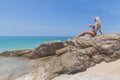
(85, 47, 98, 57)
(34, 40, 64, 58)
(60, 52, 86, 74)
(92, 55, 104, 64)
(0, 50, 34, 58)
(55, 47, 69, 56)
(65, 38, 92, 49)
(45, 57, 64, 74)
(101, 54, 112, 62)
(0, 33, 120, 80)
(111, 51, 120, 59)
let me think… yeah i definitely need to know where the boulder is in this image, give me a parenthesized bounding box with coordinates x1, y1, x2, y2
(34, 40, 64, 58)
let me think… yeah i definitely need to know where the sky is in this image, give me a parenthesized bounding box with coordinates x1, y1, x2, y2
(0, 0, 120, 36)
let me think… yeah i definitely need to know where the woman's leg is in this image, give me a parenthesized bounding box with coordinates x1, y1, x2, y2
(77, 30, 95, 38)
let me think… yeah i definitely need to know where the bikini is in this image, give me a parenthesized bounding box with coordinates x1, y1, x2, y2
(92, 25, 97, 36)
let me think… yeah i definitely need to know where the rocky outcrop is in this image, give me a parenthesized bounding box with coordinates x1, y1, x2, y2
(0, 40, 64, 59)
(0, 34, 120, 80)
(34, 40, 64, 58)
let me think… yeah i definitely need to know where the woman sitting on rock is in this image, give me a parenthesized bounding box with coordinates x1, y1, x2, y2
(76, 17, 103, 38)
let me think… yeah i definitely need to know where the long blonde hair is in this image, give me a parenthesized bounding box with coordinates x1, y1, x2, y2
(95, 16, 101, 25)
(95, 16, 102, 30)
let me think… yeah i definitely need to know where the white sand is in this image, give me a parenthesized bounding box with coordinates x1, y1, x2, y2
(53, 59, 120, 80)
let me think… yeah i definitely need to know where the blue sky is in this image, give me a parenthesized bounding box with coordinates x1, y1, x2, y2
(0, 0, 120, 36)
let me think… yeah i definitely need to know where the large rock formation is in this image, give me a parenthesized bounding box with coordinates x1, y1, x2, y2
(0, 34, 120, 80)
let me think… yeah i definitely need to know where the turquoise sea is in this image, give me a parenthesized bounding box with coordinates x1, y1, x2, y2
(0, 36, 73, 53)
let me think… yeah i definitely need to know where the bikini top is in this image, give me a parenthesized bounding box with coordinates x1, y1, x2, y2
(92, 25, 97, 33)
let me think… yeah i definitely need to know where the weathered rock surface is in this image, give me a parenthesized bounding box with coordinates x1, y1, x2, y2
(0, 34, 120, 80)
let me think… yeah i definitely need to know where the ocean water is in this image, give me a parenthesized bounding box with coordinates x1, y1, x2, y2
(0, 36, 73, 53)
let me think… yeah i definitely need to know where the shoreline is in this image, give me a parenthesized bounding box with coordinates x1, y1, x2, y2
(0, 47, 35, 53)
(0, 36, 73, 53)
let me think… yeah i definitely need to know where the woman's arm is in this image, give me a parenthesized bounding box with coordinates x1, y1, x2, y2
(99, 29, 103, 35)
(98, 24, 103, 35)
